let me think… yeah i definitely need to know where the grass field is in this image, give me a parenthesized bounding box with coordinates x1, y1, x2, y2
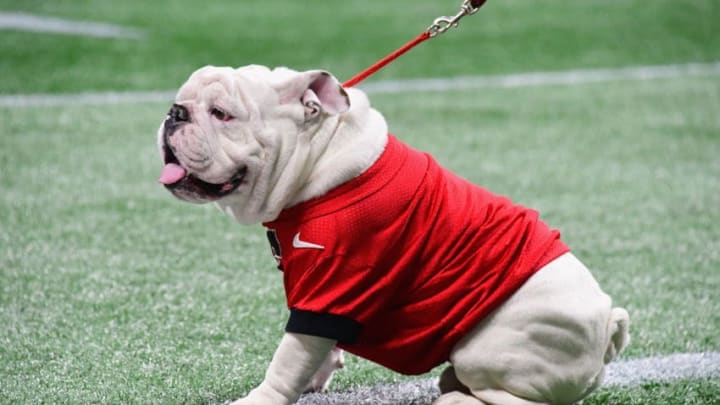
(1, 0, 719, 404)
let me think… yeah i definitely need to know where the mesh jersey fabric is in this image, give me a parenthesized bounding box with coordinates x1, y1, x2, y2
(263, 134, 569, 375)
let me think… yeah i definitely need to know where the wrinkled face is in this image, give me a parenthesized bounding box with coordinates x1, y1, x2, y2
(156, 65, 350, 223)
(157, 65, 275, 203)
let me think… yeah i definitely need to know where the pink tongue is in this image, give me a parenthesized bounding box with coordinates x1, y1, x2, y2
(158, 163, 187, 185)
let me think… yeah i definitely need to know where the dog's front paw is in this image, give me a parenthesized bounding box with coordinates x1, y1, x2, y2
(225, 396, 273, 405)
(225, 398, 259, 405)
(226, 382, 295, 405)
(304, 347, 345, 393)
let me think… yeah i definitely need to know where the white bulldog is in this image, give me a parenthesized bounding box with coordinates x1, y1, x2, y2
(157, 65, 630, 405)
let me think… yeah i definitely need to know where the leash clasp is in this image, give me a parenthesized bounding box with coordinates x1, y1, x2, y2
(426, 0, 481, 37)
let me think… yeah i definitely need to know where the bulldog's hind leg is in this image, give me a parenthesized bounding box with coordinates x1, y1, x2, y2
(435, 391, 549, 405)
(449, 253, 629, 405)
(434, 391, 486, 405)
(434, 366, 480, 404)
(438, 366, 471, 396)
(435, 372, 545, 405)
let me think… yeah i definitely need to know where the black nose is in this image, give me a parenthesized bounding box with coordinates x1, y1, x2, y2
(164, 104, 190, 141)
(168, 104, 190, 124)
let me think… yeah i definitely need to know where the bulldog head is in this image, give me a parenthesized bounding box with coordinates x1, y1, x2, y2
(157, 65, 353, 223)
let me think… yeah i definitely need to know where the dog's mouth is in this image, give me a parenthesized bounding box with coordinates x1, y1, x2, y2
(159, 143, 246, 202)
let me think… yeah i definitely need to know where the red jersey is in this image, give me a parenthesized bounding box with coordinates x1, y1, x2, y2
(263, 135, 568, 375)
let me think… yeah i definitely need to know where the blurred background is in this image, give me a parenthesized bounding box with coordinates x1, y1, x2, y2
(1, 0, 717, 94)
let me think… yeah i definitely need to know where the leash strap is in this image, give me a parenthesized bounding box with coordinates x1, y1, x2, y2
(342, 32, 432, 88)
(343, 0, 487, 88)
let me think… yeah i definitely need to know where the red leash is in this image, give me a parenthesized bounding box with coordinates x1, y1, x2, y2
(343, 0, 487, 88)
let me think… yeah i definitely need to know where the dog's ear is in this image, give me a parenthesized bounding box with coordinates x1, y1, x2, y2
(276, 70, 350, 118)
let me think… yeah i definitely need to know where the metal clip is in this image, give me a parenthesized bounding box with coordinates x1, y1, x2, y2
(426, 0, 481, 37)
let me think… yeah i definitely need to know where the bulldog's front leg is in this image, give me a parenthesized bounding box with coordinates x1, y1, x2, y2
(230, 333, 337, 405)
(305, 347, 344, 393)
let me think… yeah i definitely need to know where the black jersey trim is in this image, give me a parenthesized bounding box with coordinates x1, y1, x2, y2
(285, 308, 362, 344)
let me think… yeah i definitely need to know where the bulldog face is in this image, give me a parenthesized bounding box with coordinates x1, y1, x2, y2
(157, 65, 350, 221)
(157, 66, 263, 204)
(159, 102, 248, 202)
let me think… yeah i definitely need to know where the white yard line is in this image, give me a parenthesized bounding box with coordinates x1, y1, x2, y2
(0, 90, 176, 108)
(295, 351, 720, 405)
(1, 61, 719, 108)
(0, 12, 143, 39)
(604, 351, 720, 387)
(361, 61, 720, 94)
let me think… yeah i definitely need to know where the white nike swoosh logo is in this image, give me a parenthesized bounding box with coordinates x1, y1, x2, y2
(292, 233, 325, 250)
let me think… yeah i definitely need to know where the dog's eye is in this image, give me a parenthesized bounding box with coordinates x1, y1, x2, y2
(210, 107, 234, 122)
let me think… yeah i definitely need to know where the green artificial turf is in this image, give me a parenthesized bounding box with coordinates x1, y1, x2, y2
(1, 0, 719, 403)
(585, 378, 720, 405)
(2, 74, 718, 403)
